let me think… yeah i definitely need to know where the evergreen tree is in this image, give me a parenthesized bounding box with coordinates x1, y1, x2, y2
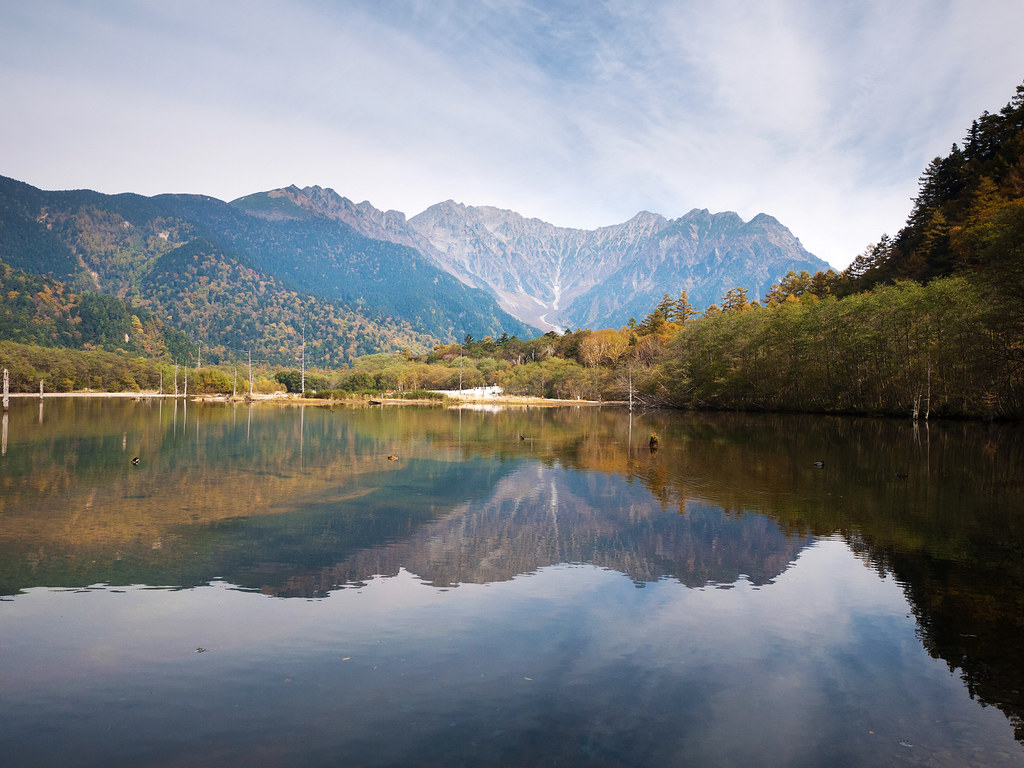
(721, 287, 751, 313)
(673, 290, 696, 324)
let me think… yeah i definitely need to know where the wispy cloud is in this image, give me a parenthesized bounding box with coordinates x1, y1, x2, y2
(2, 0, 1023, 267)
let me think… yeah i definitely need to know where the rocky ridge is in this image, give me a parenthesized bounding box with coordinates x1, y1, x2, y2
(232, 186, 830, 331)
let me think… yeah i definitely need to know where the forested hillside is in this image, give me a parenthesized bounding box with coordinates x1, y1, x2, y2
(846, 83, 1024, 292)
(0, 260, 193, 360)
(0, 177, 84, 282)
(139, 238, 434, 366)
(0, 176, 530, 366)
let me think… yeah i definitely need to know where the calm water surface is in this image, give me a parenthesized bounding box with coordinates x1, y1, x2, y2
(1, 399, 1022, 767)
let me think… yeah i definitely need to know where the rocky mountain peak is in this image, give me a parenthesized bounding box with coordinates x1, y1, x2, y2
(233, 186, 828, 332)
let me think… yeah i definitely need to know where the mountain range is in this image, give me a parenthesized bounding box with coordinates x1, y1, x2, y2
(0, 173, 827, 363)
(233, 185, 829, 330)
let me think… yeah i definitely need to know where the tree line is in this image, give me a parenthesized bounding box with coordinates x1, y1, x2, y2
(0, 341, 282, 395)
(3, 268, 1019, 418)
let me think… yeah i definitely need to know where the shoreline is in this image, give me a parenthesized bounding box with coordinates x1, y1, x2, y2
(3, 391, 624, 408)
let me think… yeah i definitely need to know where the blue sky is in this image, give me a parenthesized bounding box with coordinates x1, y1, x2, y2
(2, 0, 1023, 269)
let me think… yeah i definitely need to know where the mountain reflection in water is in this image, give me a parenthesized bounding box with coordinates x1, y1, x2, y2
(1, 398, 1022, 764)
(255, 463, 810, 597)
(0, 400, 819, 597)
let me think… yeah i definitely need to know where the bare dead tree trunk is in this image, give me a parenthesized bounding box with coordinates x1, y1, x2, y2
(925, 362, 931, 420)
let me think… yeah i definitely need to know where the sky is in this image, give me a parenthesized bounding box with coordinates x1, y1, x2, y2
(2, 1, 1023, 270)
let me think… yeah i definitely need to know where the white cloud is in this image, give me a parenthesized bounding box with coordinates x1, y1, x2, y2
(2, 0, 1023, 268)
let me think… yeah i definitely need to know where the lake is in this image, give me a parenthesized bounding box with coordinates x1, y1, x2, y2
(1, 398, 1022, 767)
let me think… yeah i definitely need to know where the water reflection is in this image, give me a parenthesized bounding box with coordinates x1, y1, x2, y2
(1, 400, 1022, 758)
(257, 464, 810, 598)
(0, 401, 824, 598)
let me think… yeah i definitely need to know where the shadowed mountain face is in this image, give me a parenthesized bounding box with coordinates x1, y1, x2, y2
(0, 176, 532, 356)
(232, 185, 829, 330)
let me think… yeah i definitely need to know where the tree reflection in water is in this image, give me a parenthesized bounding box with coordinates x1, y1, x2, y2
(0, 399, 1022, 748)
